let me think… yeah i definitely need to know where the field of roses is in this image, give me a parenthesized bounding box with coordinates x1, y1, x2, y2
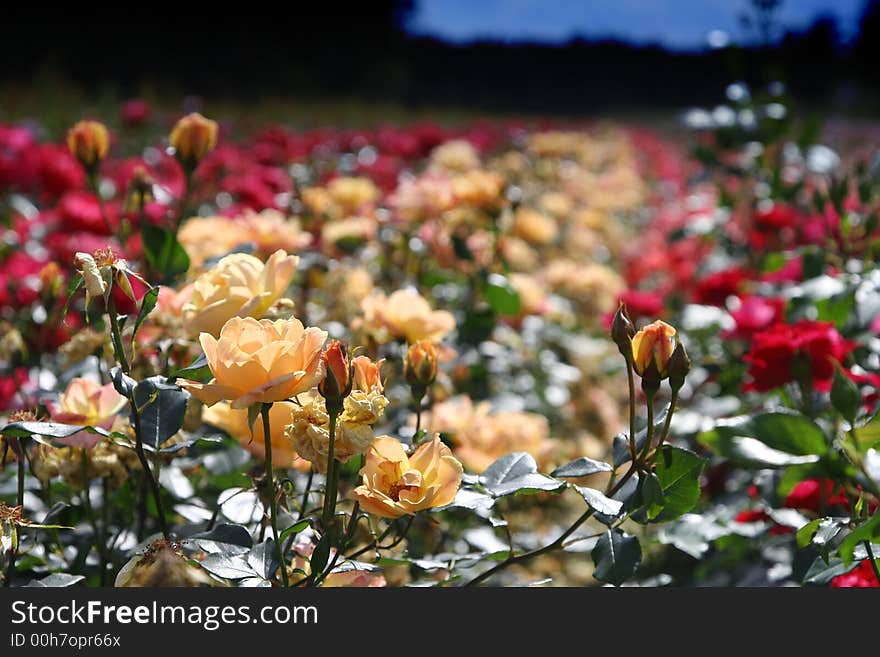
(0, 86, 879, 588)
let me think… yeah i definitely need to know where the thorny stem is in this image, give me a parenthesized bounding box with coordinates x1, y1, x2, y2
(261, 403, 290, 588)
(626, 360, 637, 459)
(654, 389, 679, 457)
(3, 453, 26, 586)
(864, 540, 880, 586)
(106, 294, 168, 540)
(316, 502, 361, 586)
(346, 515, 415, 561)
(298, 468, 315, 522)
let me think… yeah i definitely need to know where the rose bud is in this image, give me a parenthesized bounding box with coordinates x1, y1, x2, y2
(169, 112, 218, 170)
(405, 340, 438, 390)
(631, 320, 677, 392)
(611, 301, 636, 358)
(66, 120, 110, 170)
(318, 340, 352, 411)
(667, 341, 691, 392)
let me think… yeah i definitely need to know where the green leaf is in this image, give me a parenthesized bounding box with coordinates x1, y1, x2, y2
(797, 517, 847, 552)
(131, 286, 159, 350)
(480, 452, 564, 498)
(192, 523, 254, 550)
(132, 376, 190, 449)
(646, 445, 705, 522)
(0, 421, 108, 449)
(551, 457, 612, 478)
(591, 530, 641, 586)
(168, 353, 212, 383)
(24, 573, 85, 588)
(814, 289, 855, 330)
(310, 534, 331, 575)
(803, 555, 856, 585)
(279, 519, 312, 543)
(727, 436, 820, 468)
(61, 273, 84, 317)
(573, 485, 623, 517)
(142, 223, 190, 282)
(839, 512, 880, 566)
(642, 472, 666, 520)
(699, 411, 828, 462)
(830, 365, 860, 425)
(483, 275, 521, 316)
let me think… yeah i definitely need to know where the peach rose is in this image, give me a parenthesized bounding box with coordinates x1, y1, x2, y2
(50, 378, 127, 430)
(178, 316, 327, 409)
(351, 355, 384, 393)
(352, 435, 463, 518)
(632, 320, 677, 379)
(182, 249, 299, 337)
(358, 289, 455, 344)
(426, 395, 556, 473)
(202, 400, 310, 471)
(177, 216, 252, 269)
(327, 177, 379, 215)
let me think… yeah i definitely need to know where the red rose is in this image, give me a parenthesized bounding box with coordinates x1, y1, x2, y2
(619, 289, 665, 319)
(121, 99, 151, 127)
(724, 296, 785, 340)
(831, 560, 879, 588)
(743, 320, 856, 392)
(693, 267, 752, 307)
(783, 479, 849, 513)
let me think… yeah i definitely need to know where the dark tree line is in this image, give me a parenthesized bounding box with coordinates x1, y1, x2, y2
(1, 1, 878, 114)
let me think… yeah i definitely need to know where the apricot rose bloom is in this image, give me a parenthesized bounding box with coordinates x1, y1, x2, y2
(203, 401, 310, 471)
(352, 435, 463, 518)
(182, 250, 299, 337)
(358, 289, 455, 344)
(50, 377, 127, 430)
(631, 320, 677, 379)
(178, 316, 327, 409)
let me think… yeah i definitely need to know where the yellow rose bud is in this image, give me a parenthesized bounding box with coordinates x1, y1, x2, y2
(66, 120, 110, 169)
(352, 435, 463, 518)
(169, 112, 218, 169)
(631, 320, 677, 380)
(404, 340, 437, 389)
(182, 249, 299, 338)
(178, 316, 327, 409)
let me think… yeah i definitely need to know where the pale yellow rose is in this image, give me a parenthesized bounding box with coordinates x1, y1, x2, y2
(450, 169, 504, 209)
(509, 273, 548, 316)
(429, 139, 480, 172)
(182, 249, 299, 337)
(352, 435, 463, 519)
(512, 207, 559, 245)
(203, 400, 310, 471)
(178, 316, 327, 409)
(358, 289, 455, 344)
(50, 378, 127, 430)
(178, 216, 252, 268)
(327, 177, 379, 215)
(239, 209, 313, 255)
(321, 216, 377, 255)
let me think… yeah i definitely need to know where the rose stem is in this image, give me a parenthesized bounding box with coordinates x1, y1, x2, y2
(261, 403, 289, 587)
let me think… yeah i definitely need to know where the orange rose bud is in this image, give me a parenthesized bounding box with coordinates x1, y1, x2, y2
(169, 112, 218, 170)
(611, 301, 635, 358)
(67, 120, 110, 169)
(631, 320, 677, 389)
(318, 340, 352, 407)
(404, 340, 437, 390)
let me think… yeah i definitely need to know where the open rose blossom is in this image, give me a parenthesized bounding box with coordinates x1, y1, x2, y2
(178, 316, 327, 409)
(352, 435, 463, 518)
(743, 320, 856, 392)
(50, 377, 127, 430)
(358, 289, 455, 344)
(203, 400, 310, 471)
(182, 250, 299, 337)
